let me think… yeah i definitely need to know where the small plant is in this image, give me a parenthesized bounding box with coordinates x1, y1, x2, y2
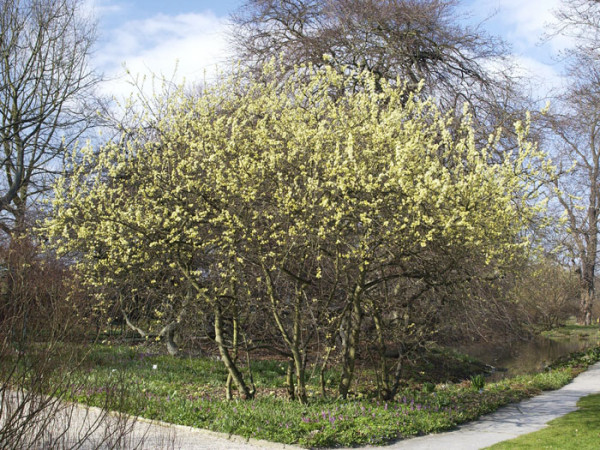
(422, 382, 436, 393)
(470, 374, 486, 391)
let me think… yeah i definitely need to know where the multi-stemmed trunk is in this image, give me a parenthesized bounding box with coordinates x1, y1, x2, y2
(214, 303, 254, 400)
(370, 300, 404, 401)
(178, 263, 253, 399)
(263, 265, 308, 403)
(338, 281, 364, 399)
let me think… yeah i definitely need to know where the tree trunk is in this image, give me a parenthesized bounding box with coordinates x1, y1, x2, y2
(286, 359, 295, 401)
(122, 310, 180, 355)
(580, 257, 595, 326)
(226, 305, 240, 401)
(291, 292, 307, 403)
(163, 323, 179, 356)
(214, 304, 253, 400)
(371, 305, 392, 400)
(338, 287, 363, 399)
(580, 291, 593, 326)
(318, 345, 333, 398)
(263, 266, 308, 403)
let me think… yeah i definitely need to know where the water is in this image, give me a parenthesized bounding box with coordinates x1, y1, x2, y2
(457, 333, 600, 381)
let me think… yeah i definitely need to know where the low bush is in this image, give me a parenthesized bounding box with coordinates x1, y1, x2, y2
(470, 374, 486, 391)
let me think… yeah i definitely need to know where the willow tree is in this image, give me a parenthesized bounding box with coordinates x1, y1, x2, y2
(47, 62, 548, 400)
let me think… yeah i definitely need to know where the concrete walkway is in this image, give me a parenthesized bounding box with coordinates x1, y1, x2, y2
(364, 360, 600, 450)
(1, 389, 299, 449)
(6, 361, 600, 449)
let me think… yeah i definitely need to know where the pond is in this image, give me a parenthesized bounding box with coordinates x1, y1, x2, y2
(457, 331, 600, 381)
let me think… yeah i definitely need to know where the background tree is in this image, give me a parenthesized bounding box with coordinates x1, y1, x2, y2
(546, 0, 600, 325)
(0, 0, 100, 236)
(547, 60, 600, 326)
(553, 0, 600, 55)
(228, 0, 533, 140)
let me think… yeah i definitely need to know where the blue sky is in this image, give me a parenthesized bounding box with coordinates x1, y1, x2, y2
(87, 0, 571, 99)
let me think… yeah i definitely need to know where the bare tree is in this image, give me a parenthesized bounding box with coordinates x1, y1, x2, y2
(229, 0, 515, 112)
(546, 0, 600, 325)
(547, 55, 600, 326)
(552, 0, 600, 55)
(0, 0, 101, 235)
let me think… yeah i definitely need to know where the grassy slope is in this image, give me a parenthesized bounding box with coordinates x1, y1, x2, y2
(542, 323, 600, 340)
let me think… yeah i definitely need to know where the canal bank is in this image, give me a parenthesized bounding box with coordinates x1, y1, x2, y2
(457, 324, 600, 381)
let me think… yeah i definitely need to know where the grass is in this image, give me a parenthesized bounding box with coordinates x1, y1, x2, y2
(542, 318, 600, 340)
(486, 393, 600, 449)
(51, 344, 600, 448)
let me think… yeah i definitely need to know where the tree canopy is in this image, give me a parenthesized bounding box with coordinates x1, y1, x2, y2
(46, 63, 548, 400)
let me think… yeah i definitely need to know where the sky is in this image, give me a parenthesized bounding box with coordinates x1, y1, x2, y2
(87, 0, 572, 101)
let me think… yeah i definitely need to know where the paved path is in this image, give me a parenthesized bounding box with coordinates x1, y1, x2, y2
(1, 389, 298, 449)
(361, 360, 600, 450)
(72, 411, 301, 449)
(5, 361, 600, 449)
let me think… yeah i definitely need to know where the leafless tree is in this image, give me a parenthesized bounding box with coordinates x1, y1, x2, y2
(546, 0, 600, 325)
(547, 56, 600, 326)
(552, 0, 600, 55)
(228, 0, 523, 121)
(0, 0, 101, 236)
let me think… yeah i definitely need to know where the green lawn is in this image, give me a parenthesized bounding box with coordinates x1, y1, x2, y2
(487, 393, 600, 449)
(542, 318, 600, 340)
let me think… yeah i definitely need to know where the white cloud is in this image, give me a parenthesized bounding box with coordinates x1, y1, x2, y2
(473, 0, 574, 54)
(82, 0, 126, 20)
(464, 0, 572, 100)
(509, 55, 566, 99)
(94, 11, 230, 100)
(477, 52, 564, 105)
(498, 0, 559, 46)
